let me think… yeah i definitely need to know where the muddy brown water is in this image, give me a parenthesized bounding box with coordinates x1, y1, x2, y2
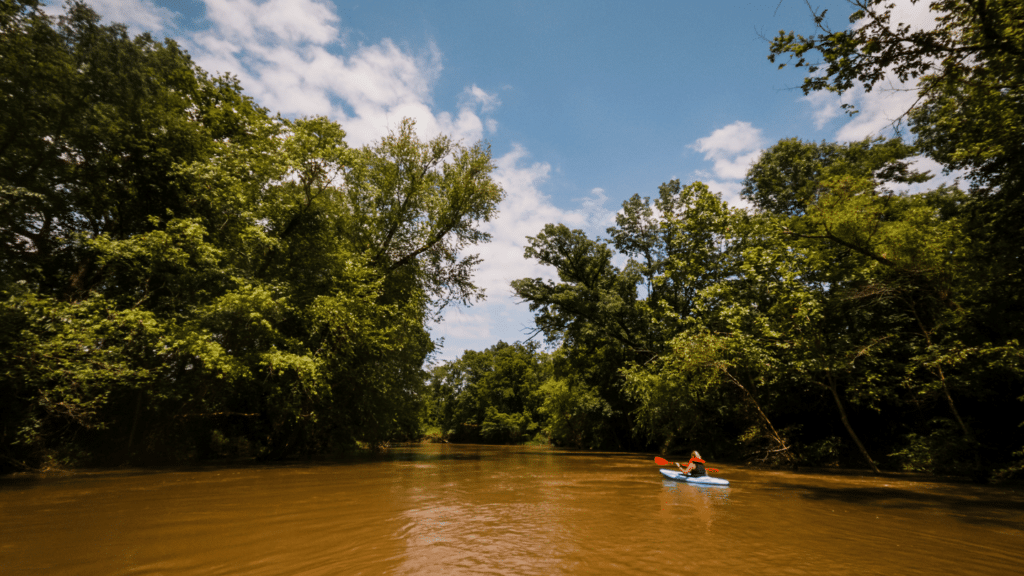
(2, 444, 1022, 575)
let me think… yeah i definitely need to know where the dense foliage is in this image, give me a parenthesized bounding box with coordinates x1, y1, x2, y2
(426, 1, 1024, 478)
(476, 135, 1021, 478)
(0, 1, 502, 471)
(4, 0, 1021, 480)
(424, 341, 551, 444)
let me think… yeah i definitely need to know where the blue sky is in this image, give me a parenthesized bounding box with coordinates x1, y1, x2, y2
(47, 0, 943, 361)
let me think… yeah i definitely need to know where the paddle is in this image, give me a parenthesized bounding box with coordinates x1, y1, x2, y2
(654, 456, 719, 473)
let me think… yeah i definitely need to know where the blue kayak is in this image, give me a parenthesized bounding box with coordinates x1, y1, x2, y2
(660, 468, 730, 486)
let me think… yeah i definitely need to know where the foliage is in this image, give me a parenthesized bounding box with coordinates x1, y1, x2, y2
(768, 0, 1024, 355)
(511, 133, 1022, 476)
(0, 1, 502, 471)
(770, 0, 1024, 470)
(424, 341, 550, 444)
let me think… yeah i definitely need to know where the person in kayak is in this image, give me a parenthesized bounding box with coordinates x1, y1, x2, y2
(676, 451, 707, 477)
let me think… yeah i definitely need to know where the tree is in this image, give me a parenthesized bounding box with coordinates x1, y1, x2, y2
(425, 341, 550, 444)
(512, 181, 747, 450)
(0, 1, 504, 470)
(741, 135, 1023, 475)
(769, 0, 1024, 339)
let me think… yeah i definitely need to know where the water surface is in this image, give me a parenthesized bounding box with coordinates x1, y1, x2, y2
(2, 444, 1022, 574)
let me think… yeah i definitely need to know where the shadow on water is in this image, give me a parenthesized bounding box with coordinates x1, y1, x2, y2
(0, 444, 657, 486)
(0, 446, 489, 488)
(778, 481, 1024, 530)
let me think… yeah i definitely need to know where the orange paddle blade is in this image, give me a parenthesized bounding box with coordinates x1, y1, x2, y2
(654, 456, 671, 466)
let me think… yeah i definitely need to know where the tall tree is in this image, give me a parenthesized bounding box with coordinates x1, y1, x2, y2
(768, 0, 1024, 339)
(0, 1, 504, 470)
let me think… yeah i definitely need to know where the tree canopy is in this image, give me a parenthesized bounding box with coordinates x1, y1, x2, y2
(0, 1, 502, 471)
(505, 133, 1022, 478)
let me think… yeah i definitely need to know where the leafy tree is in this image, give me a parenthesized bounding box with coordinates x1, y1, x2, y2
(741, 136, 1022, 475)
(425, 341, 550, 444)
(769, 0, 1024, 345)
(511, 181, 745, 449)
(0, 1, 503, 470)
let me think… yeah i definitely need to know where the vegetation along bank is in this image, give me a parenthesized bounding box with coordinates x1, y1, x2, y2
(2, 1, 1022, 480)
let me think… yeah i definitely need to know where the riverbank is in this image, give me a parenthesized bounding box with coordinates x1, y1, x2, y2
(4, 442, 1021, 486)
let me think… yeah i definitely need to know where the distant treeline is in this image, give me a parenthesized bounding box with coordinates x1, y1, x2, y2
(0, 1, 503, 472)
(427, 0, 1024, 480)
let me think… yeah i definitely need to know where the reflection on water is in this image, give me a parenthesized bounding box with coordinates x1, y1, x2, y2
(660, 479, 731, 531)
(1, 444, 1022, 575)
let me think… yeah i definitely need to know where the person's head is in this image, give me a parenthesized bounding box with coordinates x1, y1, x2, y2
(690, 450, 701, 460)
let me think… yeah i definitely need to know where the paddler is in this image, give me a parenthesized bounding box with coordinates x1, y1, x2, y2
(676, 451, 707, 477)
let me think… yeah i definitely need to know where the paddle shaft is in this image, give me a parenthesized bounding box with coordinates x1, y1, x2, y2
(654, 456, 719, 473)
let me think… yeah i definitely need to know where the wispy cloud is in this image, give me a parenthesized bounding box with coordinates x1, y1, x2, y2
(462, 84, 501, 113)
(43, 0, 176, 35)
(805, 0, 941, 142)
(803, 90, 843, 129)
(690, 121, 764, 207)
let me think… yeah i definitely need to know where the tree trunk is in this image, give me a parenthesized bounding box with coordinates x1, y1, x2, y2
(907, 302, 983, 473)
(825, 374, 880, 473)
(936, 365, 984, 472)
(723, 369, 790, 458)
(126, 389, 143, 461)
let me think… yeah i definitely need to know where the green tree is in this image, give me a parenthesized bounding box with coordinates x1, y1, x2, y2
(740, 136, 1022, 475)
(426, 341, 550, 444)
(769, 0, 1024, 342)
(513, 181, 744, 450)
(0, 1, 504, 470)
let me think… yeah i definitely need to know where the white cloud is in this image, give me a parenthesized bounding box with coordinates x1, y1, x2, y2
(462, 84, 501, 113)
(578, 187, 616, 234)
(472, 145, 582, 299)
(691, 121, 765, 181)
(187, 7, 463, 147)
(203, 0, 340, 45)
(693, 121, 763, 158)
(834, 83, 920, 142)
(43, 0, 176, 35)
(816, 0, 942, 142)
(690, 121, 763, 209)
(803, 90, 843, 129)
(72, 0, 491, 149)
(430, 145, 620, 360)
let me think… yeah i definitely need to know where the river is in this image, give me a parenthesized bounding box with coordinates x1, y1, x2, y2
(2, 444, 1022, 575)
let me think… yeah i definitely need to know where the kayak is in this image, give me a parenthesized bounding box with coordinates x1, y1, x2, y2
(659, 468, 730, 486)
